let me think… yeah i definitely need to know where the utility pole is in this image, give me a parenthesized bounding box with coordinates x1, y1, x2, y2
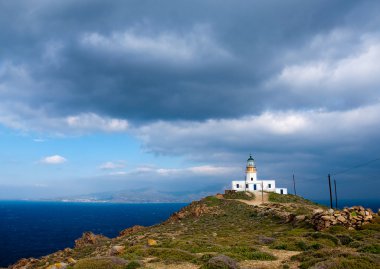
(328, 174, 333, 209)
(334, 179, 338, 209)
(293, 174, 297, 196)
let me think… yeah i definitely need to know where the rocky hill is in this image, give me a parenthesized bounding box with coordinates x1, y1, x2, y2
(8, 192, 380, 269)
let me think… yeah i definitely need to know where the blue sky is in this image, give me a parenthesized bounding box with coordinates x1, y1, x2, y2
(0, 0, 380, 201)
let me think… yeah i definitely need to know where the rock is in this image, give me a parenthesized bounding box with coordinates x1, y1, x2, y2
(321, 215, 331, 221)
(311, 205, 375, 231)
(205, 255, 240, 269)
(147, 239, 157, 246)
(257, 235, 275, 244)
(295, 215, 306, 222)
(167, 201, 211, 222)
(46, 262, 68, 269)
(74, 232, 108, 248)
(119, 225, 145, 237)
(110, 245, 125, 256)
(67, 257, 77, 264)
(337, 216, 346, 223)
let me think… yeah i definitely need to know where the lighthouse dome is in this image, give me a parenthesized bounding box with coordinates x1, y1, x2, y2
(247, 154, 255, 167)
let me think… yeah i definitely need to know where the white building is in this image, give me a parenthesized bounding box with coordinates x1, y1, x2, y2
(231, 155, 288, 194)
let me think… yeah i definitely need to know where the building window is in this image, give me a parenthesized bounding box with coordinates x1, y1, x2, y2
(236, 184, 239, 188)
(251, 177, 253, 181)
(268, 184, 271, 188)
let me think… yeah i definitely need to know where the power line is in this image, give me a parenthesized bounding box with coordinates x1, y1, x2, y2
(332, 157, 380, 176)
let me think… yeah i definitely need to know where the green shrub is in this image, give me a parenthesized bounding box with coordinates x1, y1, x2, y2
(359, 244, 380, 254)
(74, 257, 127, 269)
(309, 232, 340, 245)
(336, 234, 353, 245)
(228, 246, 276, 261)
(204, 196, 222, 206)
(125, 261, 141, 269)
(146, 248, 196, 262)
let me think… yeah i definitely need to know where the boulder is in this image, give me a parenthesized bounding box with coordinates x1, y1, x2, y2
(67, 257, 76, 264)
(147, 239, 158, 246)
(205, 255, 240, 269)
(46, 262, 68, 269)
(110, 245, 125, 256)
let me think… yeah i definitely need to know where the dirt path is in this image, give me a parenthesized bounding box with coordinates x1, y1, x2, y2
(240, 191, 269, 205)
(239, 247, 301, 269)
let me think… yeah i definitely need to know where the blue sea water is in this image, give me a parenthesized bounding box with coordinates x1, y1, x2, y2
(312, 199, 380, 212)
(0, 201, 187, 267)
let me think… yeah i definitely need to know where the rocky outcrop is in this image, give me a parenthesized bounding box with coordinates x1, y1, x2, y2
(74, 232, 108, 248)
(254, 203, 298, 223)
(166, 201, 211, 222)
(10, 258, 40, 269)
(118, 225, 145, 237)
(311, 206, 374, 231)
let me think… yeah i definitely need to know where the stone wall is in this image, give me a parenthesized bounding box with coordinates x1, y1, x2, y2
(311, 206, 374, 231)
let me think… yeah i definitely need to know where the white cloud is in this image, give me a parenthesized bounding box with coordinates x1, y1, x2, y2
(99, 161, 127, 170)
(66, 113, 129, 132)
(130, 165, 237, 176)
(133, 103, 380, 159)
(40, 155, 67, 164)
(274, 32, 380, 95)
(109, 171, 127, 176)
(80, 25, 232, 64)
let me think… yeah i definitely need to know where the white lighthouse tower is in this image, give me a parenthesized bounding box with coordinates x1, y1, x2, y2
(231, 154, 288, 194)
(245, 154, 257, 182)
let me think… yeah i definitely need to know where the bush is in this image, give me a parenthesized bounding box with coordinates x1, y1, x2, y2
(359, 244, 380, 254)
(125, 261, 141, 269)
(204, 196, 222, 206)
(268, 193, 318, 205)
(146, 248, 196, 262)
(336, 234, 353, 245)
(74, 257, 127, 269)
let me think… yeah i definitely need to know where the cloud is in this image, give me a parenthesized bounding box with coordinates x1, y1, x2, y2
(66, 113, 129, 132)
(1, 1, 374, 126)
(119, 165, 238, 177)
(133, 103, 380, 181)
(80, 25, 232, 64)
(99, 161, 127, 170)
(40, 155, 67, 164)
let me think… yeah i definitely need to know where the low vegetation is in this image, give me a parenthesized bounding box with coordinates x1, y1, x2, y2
(268, 192, 321, 206)
(223, 191, 255, 200)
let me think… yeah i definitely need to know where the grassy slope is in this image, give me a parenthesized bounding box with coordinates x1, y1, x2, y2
(26, 194, 380, 269)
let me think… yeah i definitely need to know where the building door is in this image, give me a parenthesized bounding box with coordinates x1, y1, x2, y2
(280, 189, 283, 194)
(254, 184, 257, 191)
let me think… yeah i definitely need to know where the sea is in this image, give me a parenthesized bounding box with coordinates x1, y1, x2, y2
(0, 201, 187, 267)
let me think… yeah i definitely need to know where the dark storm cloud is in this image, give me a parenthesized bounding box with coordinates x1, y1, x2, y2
(2, 0, 379, 123)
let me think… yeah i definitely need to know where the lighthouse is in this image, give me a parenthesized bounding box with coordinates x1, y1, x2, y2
(231, 154, 288, 194)
(245, 154, 257, 182)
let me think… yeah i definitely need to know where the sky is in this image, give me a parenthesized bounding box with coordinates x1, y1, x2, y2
(0, 0, 379, 201)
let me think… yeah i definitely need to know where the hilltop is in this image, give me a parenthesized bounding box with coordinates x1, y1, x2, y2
(8, 192, 380, 269)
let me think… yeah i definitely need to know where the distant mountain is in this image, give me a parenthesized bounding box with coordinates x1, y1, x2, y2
(49, 188, 216, 203)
